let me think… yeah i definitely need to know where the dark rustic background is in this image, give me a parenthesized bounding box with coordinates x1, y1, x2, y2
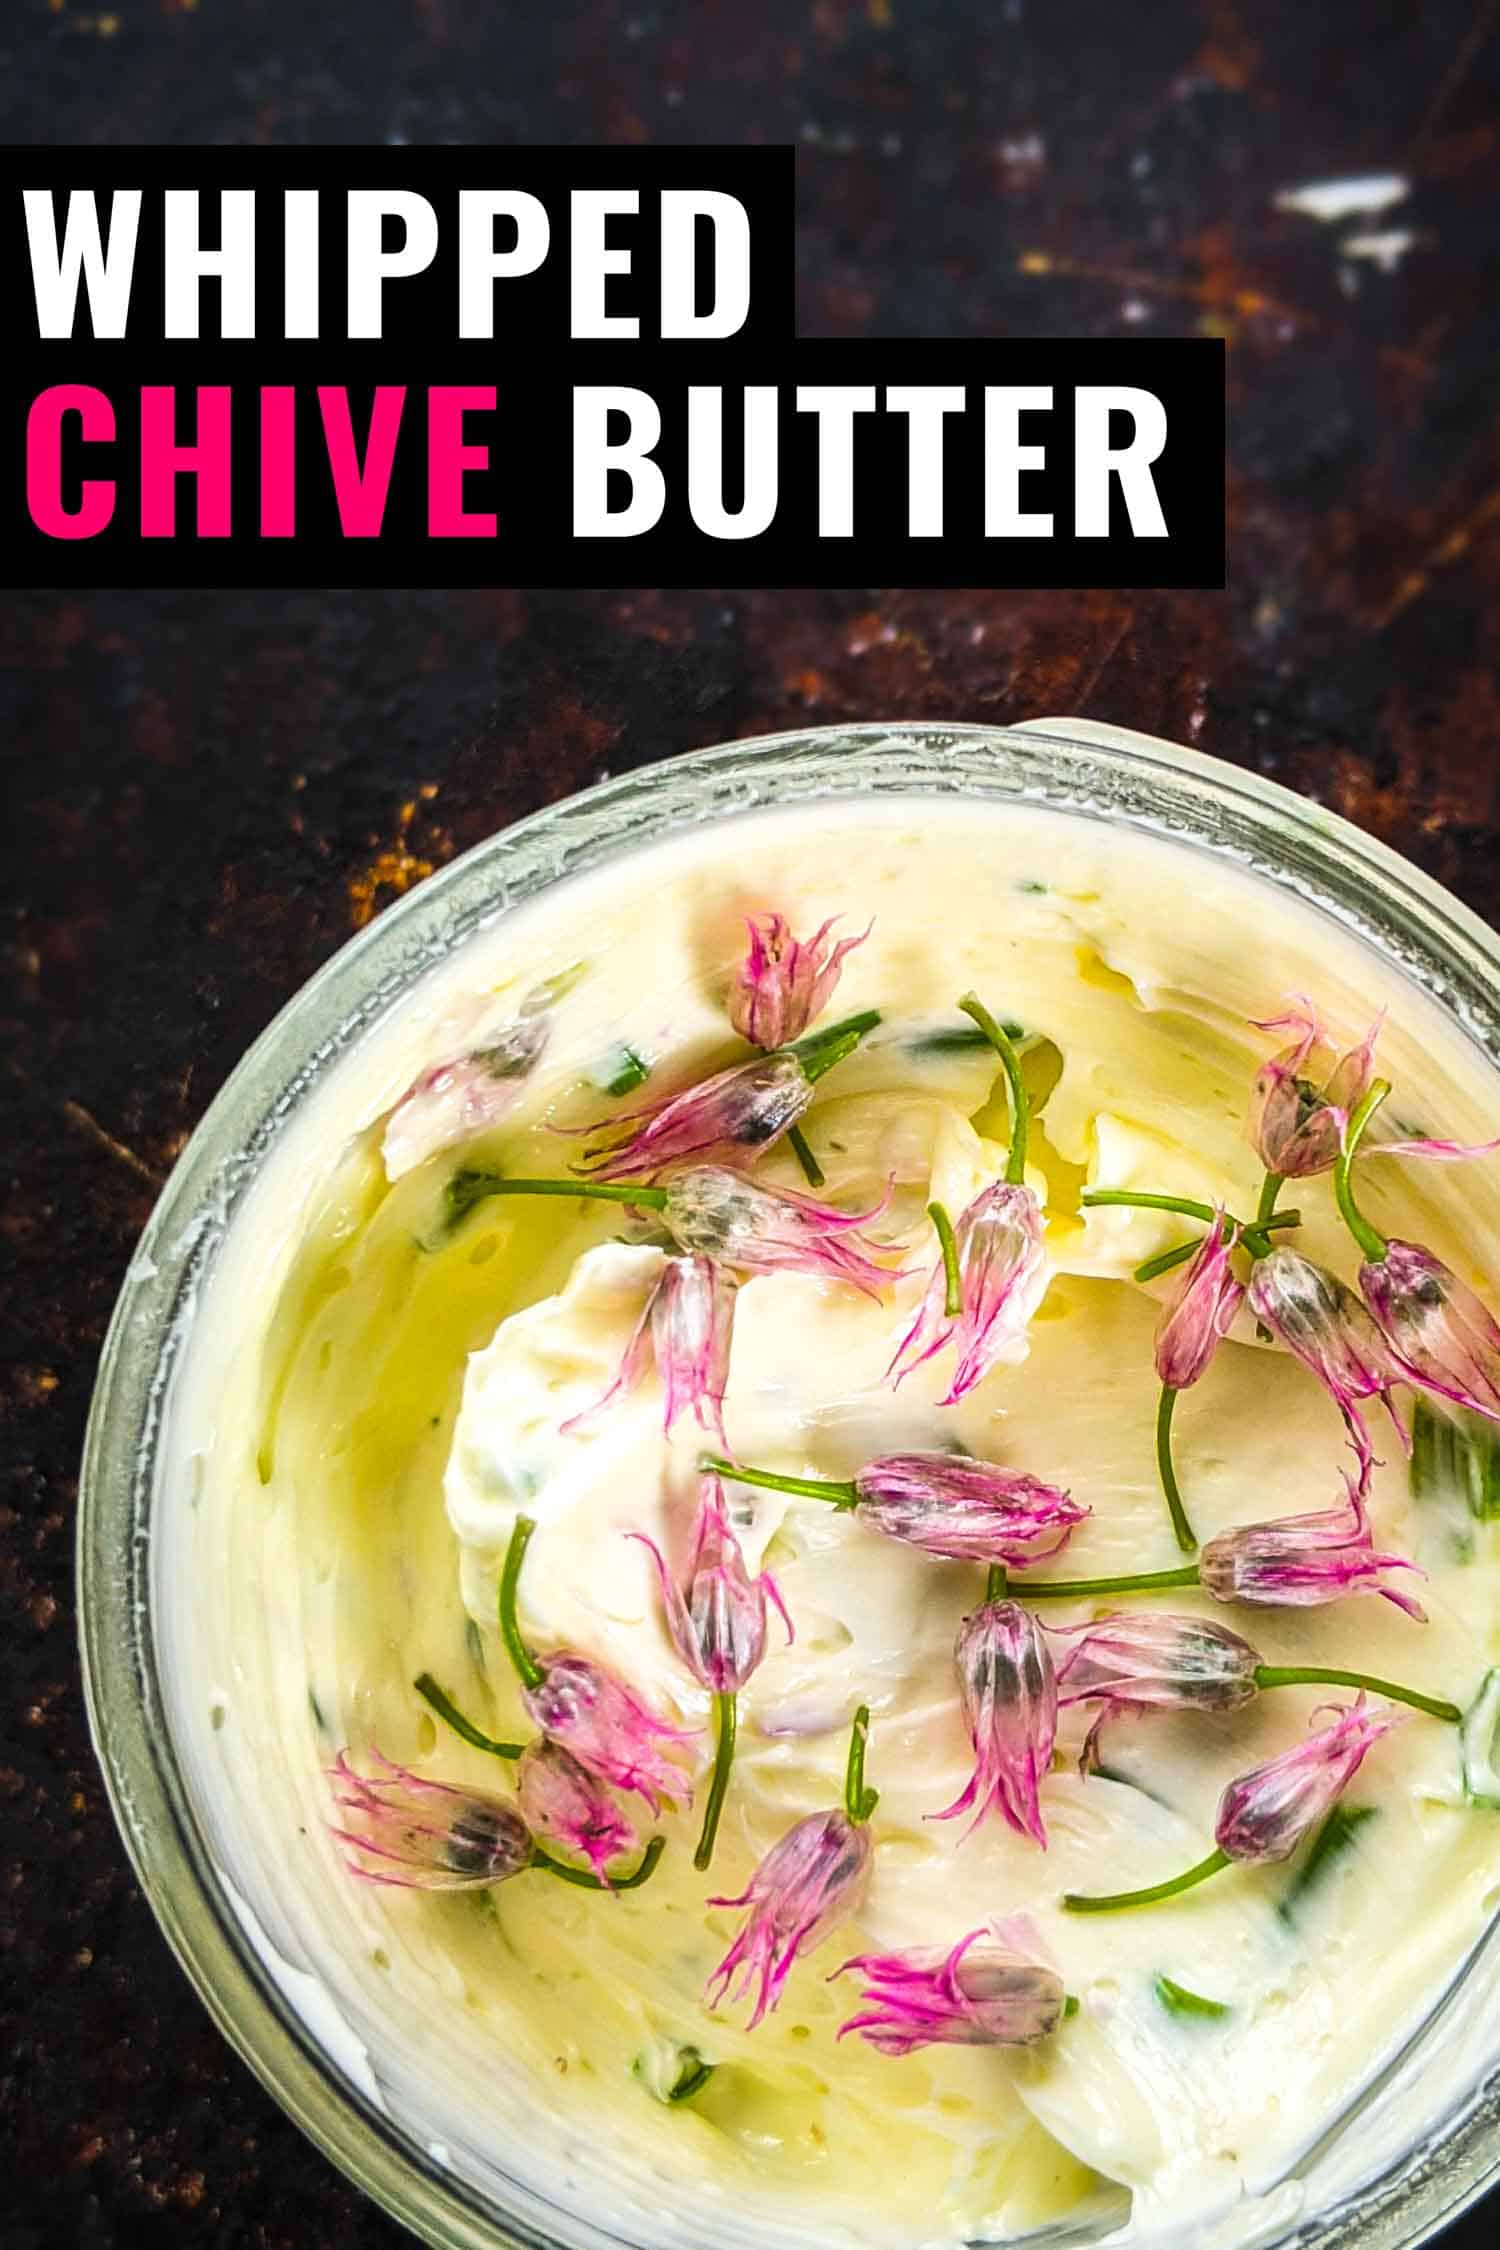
(4, 2, 1500, 2244)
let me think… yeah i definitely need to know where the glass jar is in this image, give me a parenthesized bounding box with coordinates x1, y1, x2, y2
(79, 718, 1500, 2250)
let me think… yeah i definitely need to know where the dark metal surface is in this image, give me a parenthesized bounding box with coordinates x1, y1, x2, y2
(3, 1, 1500, 2243)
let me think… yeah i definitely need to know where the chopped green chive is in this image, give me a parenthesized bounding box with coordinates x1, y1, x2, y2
(633, 2041, 716, 2103)
(1277, 1805, 1376, 1921)
(1063, 1848, 1230, 1915)
(845, 1704, 878, 1824)
(666, 2048, 715, 2100)
(1460, 1667, 1500, 1809)
(1411, 1398, 1500, 1521)
(599, 1045, 651, 1097)
(787, 1123, 825, 1187)
(1154, 1973, 1230, 2019)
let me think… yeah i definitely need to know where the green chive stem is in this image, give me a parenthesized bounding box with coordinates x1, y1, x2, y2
(1063, 1848, 1230, 1915)
(413, 1674, 524, 1760)
(1253, 1664, 1460, 1724)
(470, 1176, 669, 1211)
(1334, 1080, 1392, 1262)
(1134, 1210, 1300, 1285)
(986, 1562, 1009, 1602)
(844, 1703, 878, 1823)
(1013, 1565, 1201, 1600)
(929, 1200, 963, 1318)
(694, 1692, 738, 1871)
(1134, 1239, 1202, 1284)
(958, 992, 1029, 1183)
(1255, 1170, 1285, 1228)
(498, 1516, 544, 1691)
(788, 1124, 825, 1188)
(1088, 1184, 1294, 1263)
(1084, 1188, 1222, 1223)
(1084, 1186, 1300, 1258)
(702, 1453, 859, 1509)
(1156, 1385, 1198, 1554)
(532, 1835, 666, 1892)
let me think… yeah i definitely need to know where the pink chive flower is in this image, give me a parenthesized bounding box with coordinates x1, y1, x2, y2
(1248, 1247, 1409, 1463)
(850, 1454, 1087, 1567)
(576, 1053, 813, 1182)
(933, 1601, 1057, 1846)
(328, 1750, 533, 1891)
(834, 1924, 1065, 2055)
(566, 1255, 736, 1441)
(1248, 998, 1381, 1179)
(888, 1180, 1047, 1402)
(1050, 1611, 1260, 1771)
(730, 912, 870, 1051)
(1214, 1696, 1402, 1862)
(515, 1738, 639, 1886)
(1360, 1241, 1500, 1423)
(383, 1018, 549, 1181)
(1366, 1130, 1500, 1163)
(630, 1476, 793, 1696)
(664, 1166, 899, 1296)
(706, 1808, 873, 2028)
(1155, 1213, 1245, 1389)
(1199, 1463, 1426, 1620)
(523, 1654, 696, 1814)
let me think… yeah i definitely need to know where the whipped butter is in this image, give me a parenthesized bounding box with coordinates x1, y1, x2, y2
(156, 791, 1500, 2249)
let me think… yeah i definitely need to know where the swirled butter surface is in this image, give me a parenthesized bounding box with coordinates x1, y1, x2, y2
(157, 795, 1500, 2250)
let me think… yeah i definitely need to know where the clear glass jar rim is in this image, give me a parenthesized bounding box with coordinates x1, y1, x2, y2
(76, 718, 1500, 2250)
